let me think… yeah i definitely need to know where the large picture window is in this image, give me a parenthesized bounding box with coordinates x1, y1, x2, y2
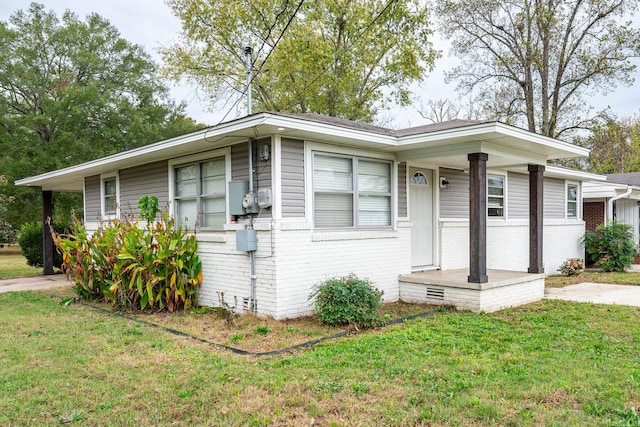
(174, 156, 226, 229)
(313, 153, 391, 228)
(487, 174, 505, 217)
(567, 183, 578, 218)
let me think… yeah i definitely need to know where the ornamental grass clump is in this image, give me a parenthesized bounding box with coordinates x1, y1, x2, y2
(583, 223, 637, 272)
(310, 275, 383, 329)
(557, 258, 584, 276)
(54, 196, 202, 311)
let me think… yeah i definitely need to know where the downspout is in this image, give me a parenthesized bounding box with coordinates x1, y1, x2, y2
(607, 186, 632, 224)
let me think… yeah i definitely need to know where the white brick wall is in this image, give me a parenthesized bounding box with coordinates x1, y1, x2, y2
(440, 219, 585, 274)
(271, 220, 412, 319)
(400, 277, 544, 313)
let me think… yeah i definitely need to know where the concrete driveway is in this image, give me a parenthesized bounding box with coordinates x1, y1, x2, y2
(0, 274, 69, 293)
(545, 283, 640, 307)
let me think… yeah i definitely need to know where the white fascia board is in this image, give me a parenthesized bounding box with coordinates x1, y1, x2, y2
(493, 123, 589, 157)
(545, 165, 606, 181)
(16, 115, 271, 187)
(397, 122, 589, 158)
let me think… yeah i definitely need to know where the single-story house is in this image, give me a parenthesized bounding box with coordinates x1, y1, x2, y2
(16, 112, 602, 318)
(583, 173, 640, 250)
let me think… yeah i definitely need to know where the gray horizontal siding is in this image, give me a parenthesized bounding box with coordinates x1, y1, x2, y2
(507, 172, 528, 219)
(281, 138, 305, 218)
(544, 177, 566, 219)
(231, 139, 272, 218)
(439, 168, 469, 218)
(398, 162, 407, 218)
(119, 160, 169, 217)
(84, 175, 100, 222)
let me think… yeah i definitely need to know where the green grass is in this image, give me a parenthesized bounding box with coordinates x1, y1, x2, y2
(1, 291, 639, 426)
(0, 248, 42, 279)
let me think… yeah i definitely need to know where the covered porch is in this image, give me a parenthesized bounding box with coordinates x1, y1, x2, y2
(392, 121, 594, 311)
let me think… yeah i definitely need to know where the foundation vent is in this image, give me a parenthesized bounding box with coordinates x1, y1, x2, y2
(426, 287, 445, 300)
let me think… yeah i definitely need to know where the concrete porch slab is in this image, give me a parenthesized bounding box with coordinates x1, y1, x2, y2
(399, 269, 545, 313)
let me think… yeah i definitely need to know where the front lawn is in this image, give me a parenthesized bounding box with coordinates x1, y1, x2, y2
(0, 246, 41, 279)
(1, 291, 638, 426)
(545, 270, 640, 287)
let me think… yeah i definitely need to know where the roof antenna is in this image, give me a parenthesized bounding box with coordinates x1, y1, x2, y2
(244, 46, 252, 115)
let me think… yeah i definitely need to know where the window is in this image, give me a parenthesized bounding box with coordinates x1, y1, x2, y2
(410, 171, 428, 185)
(313, 153, 391, 228)
(174, 156, 226, 229)
(487, 174, 504, 217)
(100, 173, 119, 218)
(567, 183, 578, 218)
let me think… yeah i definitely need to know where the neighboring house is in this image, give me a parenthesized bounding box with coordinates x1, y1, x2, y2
(17, 112, 600, 318)
(583, 173, 640, 250)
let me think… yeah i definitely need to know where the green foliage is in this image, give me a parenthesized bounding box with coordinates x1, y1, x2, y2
(557, 258, 585, 276)
(310, 275, 383, 328)
(581, 115, 640, 174)
(0, 176, 16, 243)
(161, 0, 438, 122)
(17, 221, 65, 268)
(138, 196, 160, 224)
(583, 223, 637, 272)
(0, 3, 201, 228)
(54, 197, 203, 311)
(435, 0, 640, 138)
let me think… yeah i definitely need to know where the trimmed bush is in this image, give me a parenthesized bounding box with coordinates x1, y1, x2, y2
(583, 223, 637, 272)
(310, 275, 383, 328)
(18, 221, 66, 267)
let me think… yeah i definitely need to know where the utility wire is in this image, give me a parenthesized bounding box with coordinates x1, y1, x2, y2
(216, 0, 399, 124)
(216, 0, 305, 124)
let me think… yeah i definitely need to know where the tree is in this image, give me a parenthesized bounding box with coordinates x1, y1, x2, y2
(161, 0, 439, 123)
(0, 175, 17, 243)
(0, 3, 202, 227)
(434, 0, 640, 138)
(579, 115, 640, 174)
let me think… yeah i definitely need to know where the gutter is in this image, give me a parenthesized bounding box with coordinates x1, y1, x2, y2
(607, 186, 633, 224)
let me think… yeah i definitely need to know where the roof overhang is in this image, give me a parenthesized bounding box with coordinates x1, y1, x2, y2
(16, 112, 591, 192)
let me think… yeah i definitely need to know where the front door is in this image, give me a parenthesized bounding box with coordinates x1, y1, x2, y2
(409, 168, 434, 269)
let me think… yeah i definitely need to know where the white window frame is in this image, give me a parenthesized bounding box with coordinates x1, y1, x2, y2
(168, 148, 231, 231)
(100, 172, 119, 219)
(566, 181, 580, 219)
(305, 143, 396, 230)
(487, 172, 506, 219)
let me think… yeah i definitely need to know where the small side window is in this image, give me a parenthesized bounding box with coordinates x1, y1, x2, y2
(487, 174, 504, 217)
(567, 183, 578, 218)
(100, 173, 119, 218)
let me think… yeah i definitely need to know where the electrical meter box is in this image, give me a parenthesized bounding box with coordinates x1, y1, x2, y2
(236, 229, 257, 251)
(229, 180, 249, 215)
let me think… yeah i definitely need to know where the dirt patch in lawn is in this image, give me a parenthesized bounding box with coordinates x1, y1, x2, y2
(42, 286, 441, 353)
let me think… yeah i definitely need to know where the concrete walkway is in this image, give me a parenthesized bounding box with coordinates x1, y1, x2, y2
(0, 274, 69, 293)
(545, 283, 640, 307)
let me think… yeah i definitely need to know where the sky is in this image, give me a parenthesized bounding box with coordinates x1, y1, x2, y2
(1, 0, 639, 129)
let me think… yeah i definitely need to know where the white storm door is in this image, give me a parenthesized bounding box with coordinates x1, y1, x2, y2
(409, 168, 434, 269)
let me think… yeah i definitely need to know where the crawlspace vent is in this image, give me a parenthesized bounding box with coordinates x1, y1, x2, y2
(426, 287, 445, 300)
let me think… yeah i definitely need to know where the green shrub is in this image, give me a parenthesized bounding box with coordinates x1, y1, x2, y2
(583, 223, 637, 272)
(18, 221, 66, 268)
(310, 275, 383, 328)
(54, 196, 202, 311)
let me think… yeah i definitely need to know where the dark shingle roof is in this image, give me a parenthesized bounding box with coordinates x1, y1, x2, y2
(268, 112, 492, 137)
(606, 172, 640, 187)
